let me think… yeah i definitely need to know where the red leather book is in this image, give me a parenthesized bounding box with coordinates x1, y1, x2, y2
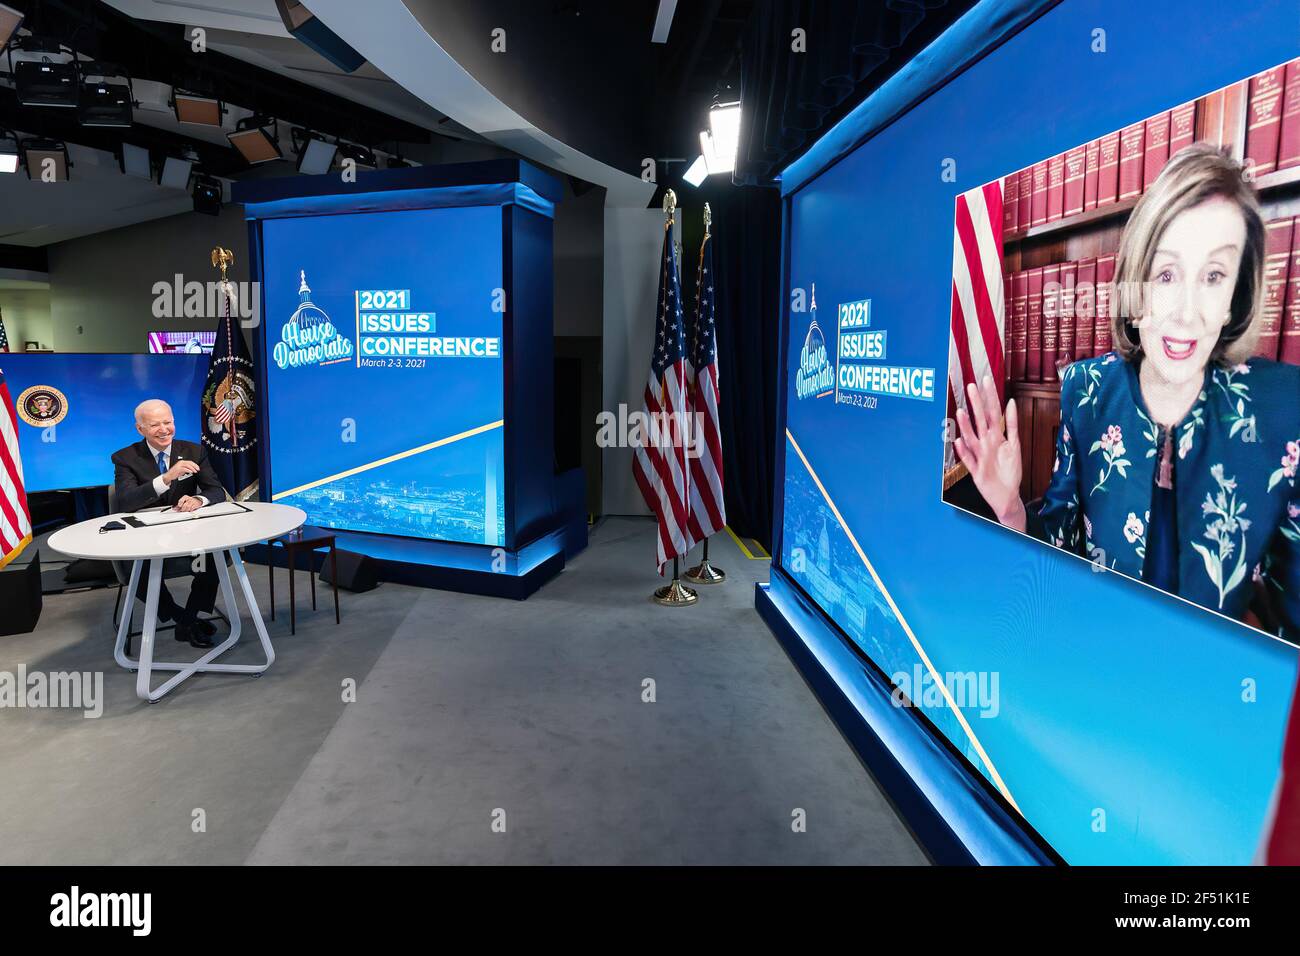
(1258, 216, 1294, 359)
(1046, 154, 1065, 222)
(1118, 122, 1146, 200)
(1199, 88, 1225, 145)
(1143, 111, 1171, 191)
(1095, 254, 1116, 356)
(1058, 261, 1078, 371)
(1031, 161, 1048, 226)
(1245, 65, 1286, 177)
(1018, 162, 1033, 231)
(1277, 59, 1300, 171)
(1012, 270, 1029, 382)
(1041, 263, 1061, 382)
(1097, 131, 1120, 206)
(1084, 138, 1100, 211)
(1169, 101, 1196, 160)
(1063, 146, 1086, 217)
(1075, 256, 1097, 358)
(1004, 277, 1014, 381)
(1026, 266, 1044, 381)
(1283, 217, 1300, 365)
(1222, 79, 1249, 160)
(1003, 170, 1019, 235)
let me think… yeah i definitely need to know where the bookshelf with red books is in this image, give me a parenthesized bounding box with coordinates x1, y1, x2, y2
(996, 56, 1300, 501)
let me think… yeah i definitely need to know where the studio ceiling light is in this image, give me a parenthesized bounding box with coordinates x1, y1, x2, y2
(335, 142, 377, 172)
(119, 142, 151, 180)
(192, 174, 223, 216)
(228, 115, 282, 165)
(22, 139, 70, 182)
(172, 90, 223, 126)
(699, 98, 742, 177)
(77, 63, 133, 128)
(160, 153, 196, 190)
(0, 129, 19, 174)
(13, 57, 78, 108)
(682, 154, 708, 187)
(292, 128, 337, 174)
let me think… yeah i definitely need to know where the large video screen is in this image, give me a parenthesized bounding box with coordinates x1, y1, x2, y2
(2, 353, 208, 492)
(778, 0, 1300, 864)
(262, 204, 505, 546)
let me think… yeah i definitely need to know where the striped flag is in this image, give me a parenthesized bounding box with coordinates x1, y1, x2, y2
(0, 306, 10, 352)
(0, 368, 33, 569)
(686, 231, 726, 543)
(632, 225, 693, 574)
(945, 181, 1006, 474)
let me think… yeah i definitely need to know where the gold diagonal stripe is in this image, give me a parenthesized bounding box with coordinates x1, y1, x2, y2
(785, 427, 1022, 814)
(271, 420, 504, 501)
(724, 524, 769, 560)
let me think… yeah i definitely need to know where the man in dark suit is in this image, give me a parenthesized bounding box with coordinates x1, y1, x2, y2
(112, 399, 226, 648)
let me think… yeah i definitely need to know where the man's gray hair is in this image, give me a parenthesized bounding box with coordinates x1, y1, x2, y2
(134, 399, 173, 424)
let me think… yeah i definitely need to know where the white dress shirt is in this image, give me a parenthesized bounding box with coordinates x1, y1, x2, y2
(148, 443, 208, 506)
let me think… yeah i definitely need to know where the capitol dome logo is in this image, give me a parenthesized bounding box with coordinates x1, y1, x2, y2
(795, 284, 834, 401)
(272, 270, 354, 369)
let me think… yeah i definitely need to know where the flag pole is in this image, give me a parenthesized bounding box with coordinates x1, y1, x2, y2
(685, 202, 725, 586)
(652, 188, 698, 608)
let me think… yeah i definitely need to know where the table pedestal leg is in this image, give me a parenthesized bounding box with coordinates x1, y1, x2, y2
(118, 548, 275, 702)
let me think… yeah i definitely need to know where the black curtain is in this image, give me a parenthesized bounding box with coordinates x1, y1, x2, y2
(682, 180, 782, 552)
(736, 0, 965, 185)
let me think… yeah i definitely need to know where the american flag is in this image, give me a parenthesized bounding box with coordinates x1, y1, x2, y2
(212, 398, 235, 425)
(0, 368, 32, 569)
(0, 307, 10, 353)
(686, 231, 726, 543)
(632, 225, 693, 574)
(945, 180, 1006, 475)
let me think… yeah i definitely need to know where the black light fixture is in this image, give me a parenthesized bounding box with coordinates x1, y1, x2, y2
(119, 142, 151, 180)
(291, 127, 337, 174)
(192, 174, 223, 216)
(0, 127, 18, 174)
(14, 60, 77, 106)
(228, 114, 282, 165)
(76, 62, 134, 128)
(172, 89, 224, 126)
(0, 3, 24, 54)
(22, 138, 71, 181)
(335, 141, 376, 172)
(160, 149, 197, 190)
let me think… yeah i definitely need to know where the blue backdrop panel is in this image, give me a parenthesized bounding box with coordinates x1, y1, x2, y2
(260, 204, 506, 547)
(2, 354, 208, 493)
(776, 0, 1300, 864)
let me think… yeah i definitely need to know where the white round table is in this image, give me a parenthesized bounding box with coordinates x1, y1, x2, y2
(48, 502, 306, 702)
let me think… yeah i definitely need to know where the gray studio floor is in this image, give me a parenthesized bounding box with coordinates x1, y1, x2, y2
(0, 517, 926, 865)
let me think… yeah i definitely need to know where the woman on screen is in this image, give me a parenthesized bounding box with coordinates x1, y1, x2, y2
(955, 143, 1299, 638)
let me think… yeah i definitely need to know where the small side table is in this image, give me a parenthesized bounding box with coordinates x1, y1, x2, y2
(268, 526, 340, 635)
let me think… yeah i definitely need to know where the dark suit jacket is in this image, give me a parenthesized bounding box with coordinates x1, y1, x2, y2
(111, 439, 226, 513)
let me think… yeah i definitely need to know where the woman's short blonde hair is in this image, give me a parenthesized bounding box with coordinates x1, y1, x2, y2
(1111, 143, 1265, 366)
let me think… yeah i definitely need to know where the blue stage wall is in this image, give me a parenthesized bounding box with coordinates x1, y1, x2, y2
(772, 0, 1300, 864)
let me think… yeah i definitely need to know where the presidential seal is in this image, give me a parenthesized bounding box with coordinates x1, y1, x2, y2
(202, 368, 256, 447)
(16, 385, 68, 427)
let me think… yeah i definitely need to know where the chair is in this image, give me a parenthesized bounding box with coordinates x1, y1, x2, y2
(107, 483, 228, 654)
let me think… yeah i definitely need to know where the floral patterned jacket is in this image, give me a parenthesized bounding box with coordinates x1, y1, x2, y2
(1033, 352, 1300, 638)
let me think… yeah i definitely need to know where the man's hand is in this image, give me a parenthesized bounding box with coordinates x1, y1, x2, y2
(173, 495, 204, 513)
(163, 459, 200, 484)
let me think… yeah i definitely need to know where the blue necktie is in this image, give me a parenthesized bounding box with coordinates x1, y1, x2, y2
(157, 450, 167, 474)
